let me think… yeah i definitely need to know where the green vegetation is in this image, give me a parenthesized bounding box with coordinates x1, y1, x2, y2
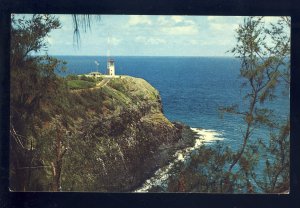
(65, 74, 104, 90)
(10, 74, 180, 191)
(108, 77, 160, 103)
(9, 14, 182, 192)
(65, 74, 79, 81)
(9, 14, 290, 193)
(10, 14, 66, 191)
(141, 113, 174, 127)
(67, 79, 96, 90)
(222, 16, 290, 193)
(163, 17, 290, 193)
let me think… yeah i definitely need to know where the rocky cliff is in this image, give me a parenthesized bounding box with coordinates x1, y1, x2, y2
(11, 76, 193, 192)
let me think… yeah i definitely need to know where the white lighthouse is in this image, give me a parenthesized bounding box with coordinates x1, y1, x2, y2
(107, 59, 115, 76)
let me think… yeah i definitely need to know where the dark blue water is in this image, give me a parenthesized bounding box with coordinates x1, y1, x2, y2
(56, 56, 290, 151)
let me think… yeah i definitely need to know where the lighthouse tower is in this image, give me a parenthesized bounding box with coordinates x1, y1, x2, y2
(107, 59, 115, 76)
(106, 36, 115, 76)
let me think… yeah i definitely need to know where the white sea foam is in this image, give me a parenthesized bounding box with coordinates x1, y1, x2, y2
(134, 127, 224, 192)
(190, 128, 224, 145)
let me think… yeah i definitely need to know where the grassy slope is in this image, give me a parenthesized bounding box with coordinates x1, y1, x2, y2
(67, 79, 96, 90)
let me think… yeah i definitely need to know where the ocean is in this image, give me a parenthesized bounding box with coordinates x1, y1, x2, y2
(56, 56, 290, 151)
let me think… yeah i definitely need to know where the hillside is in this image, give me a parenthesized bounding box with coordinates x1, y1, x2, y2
(10, 76, 194, 192)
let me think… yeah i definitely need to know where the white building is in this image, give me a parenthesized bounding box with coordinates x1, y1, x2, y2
(107, 59, 115, 76)
(86, 71, 102, 78)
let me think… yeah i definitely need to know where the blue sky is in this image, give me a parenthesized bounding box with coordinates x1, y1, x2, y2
(41, 15, 283, 56)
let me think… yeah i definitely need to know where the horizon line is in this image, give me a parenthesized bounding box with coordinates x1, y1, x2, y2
(48, 54, 235, 58)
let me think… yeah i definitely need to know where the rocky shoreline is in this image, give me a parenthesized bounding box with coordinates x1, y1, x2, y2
(130, 123, 197, 191)
(134, 127, 224, 192)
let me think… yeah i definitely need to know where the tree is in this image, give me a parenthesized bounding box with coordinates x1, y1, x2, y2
(36, 115, 69, 191)
(71, 15, 101, 45)
(9, 14, 104, 191)
(10, 14, 65, 118)
(220, 16, 290, 193)
(10, 14, 65, 191)
(167, 16, 290, 193)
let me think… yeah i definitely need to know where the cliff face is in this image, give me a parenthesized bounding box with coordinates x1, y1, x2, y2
(18, 76, 186, 192)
